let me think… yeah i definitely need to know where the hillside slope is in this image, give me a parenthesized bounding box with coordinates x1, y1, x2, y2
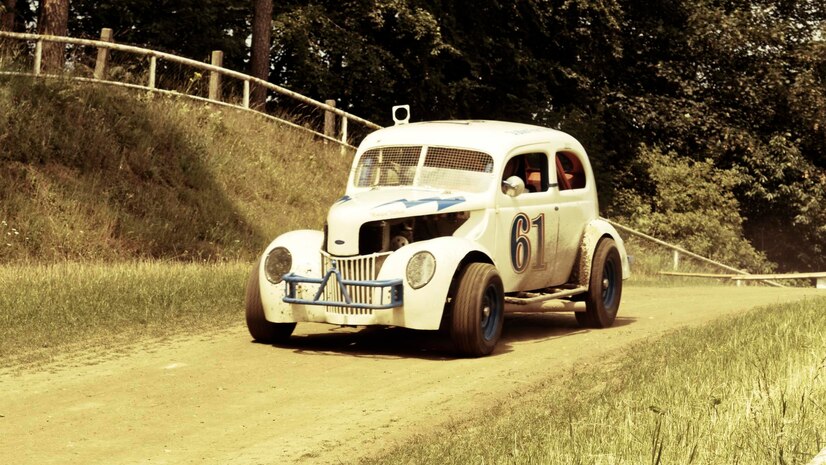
(0, 76, 352, 262)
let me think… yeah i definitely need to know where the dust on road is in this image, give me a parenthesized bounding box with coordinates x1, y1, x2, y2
(0, 286, 821, 464)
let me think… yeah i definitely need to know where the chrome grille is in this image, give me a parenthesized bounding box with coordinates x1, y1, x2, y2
(321, 252, 390, 314)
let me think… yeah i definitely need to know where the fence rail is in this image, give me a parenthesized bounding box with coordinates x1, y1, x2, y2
(0, 30, 382, 150)
(604, 219, 785, 287)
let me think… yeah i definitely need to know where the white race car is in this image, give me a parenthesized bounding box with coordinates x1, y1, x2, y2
(246, 111, 629, 356)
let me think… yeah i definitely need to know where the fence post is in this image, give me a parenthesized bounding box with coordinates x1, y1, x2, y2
(93, 28, 113, 80)
(672, 250, 680, 271)
(324, 99, 336, 139)
(209, 50, 223, 102)
(148, 55, 157, 89)
(243, 80, 250, 109)
(340, 116, 349, 155)
(33, 39, 42, 75)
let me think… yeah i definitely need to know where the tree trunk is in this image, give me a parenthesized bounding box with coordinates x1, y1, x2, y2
(38, 0, 69, 73)
(1, 0, 17, 32)
(250, 0, 273, 109)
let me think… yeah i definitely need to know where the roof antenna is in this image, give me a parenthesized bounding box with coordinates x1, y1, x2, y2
(392, 105, 410, 125)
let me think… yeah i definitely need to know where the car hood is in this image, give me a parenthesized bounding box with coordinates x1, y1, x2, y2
(326, 187, 488, 256)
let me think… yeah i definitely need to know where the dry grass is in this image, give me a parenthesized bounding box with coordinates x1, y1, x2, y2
(361, 297, 826, 465)
(0, 75, 352, 262)
(0, 261, 251, 368)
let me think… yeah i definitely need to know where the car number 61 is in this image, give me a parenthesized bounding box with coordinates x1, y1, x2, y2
(510, 213, 546, 273)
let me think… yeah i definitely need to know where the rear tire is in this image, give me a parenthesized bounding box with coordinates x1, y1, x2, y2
(246, 260, 296, 343)
(576, 238, 622, 328)
(450, 263, 504, 357)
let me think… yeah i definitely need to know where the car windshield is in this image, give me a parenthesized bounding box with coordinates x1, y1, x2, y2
(354, 146, 494, 193)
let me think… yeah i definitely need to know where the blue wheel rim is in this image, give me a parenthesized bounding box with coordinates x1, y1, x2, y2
(602, 258, 617, 309)
(480, 284, 501, 341)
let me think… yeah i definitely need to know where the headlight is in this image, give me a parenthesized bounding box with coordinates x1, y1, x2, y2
(406, 251, 436, 289)
(264, 247, 292, 284)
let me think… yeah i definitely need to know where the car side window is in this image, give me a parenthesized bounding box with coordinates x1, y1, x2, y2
(556, 151, 586, 190)
(502, 153, 549, 194)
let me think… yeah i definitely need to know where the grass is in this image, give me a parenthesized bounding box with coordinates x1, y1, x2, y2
(0, 75, 352, 263)
(360, 296, 826, 465)
(0, 261, 251, 368)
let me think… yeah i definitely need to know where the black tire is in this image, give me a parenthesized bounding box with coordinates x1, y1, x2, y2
(450, 263, 505, 357)
(576, 238, 623, 328)
(245, 260, 296, 343)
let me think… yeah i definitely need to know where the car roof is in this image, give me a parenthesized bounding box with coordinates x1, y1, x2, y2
(358, 120, 586, 160)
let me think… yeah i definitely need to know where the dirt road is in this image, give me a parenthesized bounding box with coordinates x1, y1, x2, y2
(1, 286, 822, 465)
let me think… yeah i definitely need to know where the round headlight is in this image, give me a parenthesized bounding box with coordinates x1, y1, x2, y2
(406, 251, 436, 289)
(264, 247, 292, 284)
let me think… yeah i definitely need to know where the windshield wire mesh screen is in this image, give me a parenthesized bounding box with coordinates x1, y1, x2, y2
(355, 146, 493, 192)
(355, 146, 420, 187)
(421, 147, 493, 192)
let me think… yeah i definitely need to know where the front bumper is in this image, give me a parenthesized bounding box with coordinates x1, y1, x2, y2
(282, 268, 404, 310)
(282, 257, 403, 310)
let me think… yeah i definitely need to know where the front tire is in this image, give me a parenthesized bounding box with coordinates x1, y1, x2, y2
(450, 263, 504, 357)
(576, 238, 622, 328)
(245, 260, 296, 343)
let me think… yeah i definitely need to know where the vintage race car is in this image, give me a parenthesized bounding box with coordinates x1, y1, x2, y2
(246, 110, 630, 356)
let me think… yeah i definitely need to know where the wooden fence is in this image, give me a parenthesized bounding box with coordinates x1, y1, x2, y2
(0, 29, 382, 150)
(605, 219, 787, 287)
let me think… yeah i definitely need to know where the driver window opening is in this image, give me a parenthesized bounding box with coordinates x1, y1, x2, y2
(556, 151, 586, 190)
(501, 153, 549, 194)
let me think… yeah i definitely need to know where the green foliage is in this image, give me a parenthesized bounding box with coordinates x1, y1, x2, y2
(67, 0, 251, 68)
(270, 0, 624, 125)
(602, 0, 826, 271)
(0, 76, 351, 262)
(610, 146, 772, 272)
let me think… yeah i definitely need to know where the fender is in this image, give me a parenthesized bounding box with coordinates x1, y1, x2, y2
(258, 229, 324, 322)
(573, 219, 631, 287)
(376, 236, 495, 329)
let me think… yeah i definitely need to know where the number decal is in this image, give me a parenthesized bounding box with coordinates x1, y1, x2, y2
(531, 214, 547, 271)
(510, 213, 547, 273)
(510, 213, 531, 273)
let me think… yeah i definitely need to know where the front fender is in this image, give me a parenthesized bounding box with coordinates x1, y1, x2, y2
(575, 219, 631, 287)
(376, 237, 495, 329)
(258, 230, 324, 322)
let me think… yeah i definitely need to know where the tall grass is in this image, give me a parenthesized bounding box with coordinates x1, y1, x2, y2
(0, 261, 250, 368)
(0, 75, 352, 263)
(361, 297, 826, 465)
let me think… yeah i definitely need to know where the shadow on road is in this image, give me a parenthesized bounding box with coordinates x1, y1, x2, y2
(259, 313, 637, 361)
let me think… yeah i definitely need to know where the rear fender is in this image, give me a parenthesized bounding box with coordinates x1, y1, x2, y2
(573, 219, 631, 287)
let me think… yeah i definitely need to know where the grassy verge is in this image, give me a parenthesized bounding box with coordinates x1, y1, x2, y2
(0, 261, 250, 368)
(0, 75, 351, 263)
(361, 296, 826, 465)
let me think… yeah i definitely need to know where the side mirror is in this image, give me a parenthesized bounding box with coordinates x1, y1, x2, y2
(502, 176, 526, 197)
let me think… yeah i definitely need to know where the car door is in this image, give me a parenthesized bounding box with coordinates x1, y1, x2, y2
(551, 149, 596, 283)
(495, 149, 560, 292)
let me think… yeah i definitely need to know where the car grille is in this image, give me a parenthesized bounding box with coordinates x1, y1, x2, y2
(321, 252, 390, 314)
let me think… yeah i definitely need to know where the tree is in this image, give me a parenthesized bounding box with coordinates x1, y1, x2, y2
(1, 0, 16, 32)
(38, 0, 69, 72)
(603, 0, 826, 271)
(69, 0, 250, 69)
(250, 0, 272, 109)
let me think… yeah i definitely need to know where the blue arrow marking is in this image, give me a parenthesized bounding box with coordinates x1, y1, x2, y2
(377, 197, 466, 212)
